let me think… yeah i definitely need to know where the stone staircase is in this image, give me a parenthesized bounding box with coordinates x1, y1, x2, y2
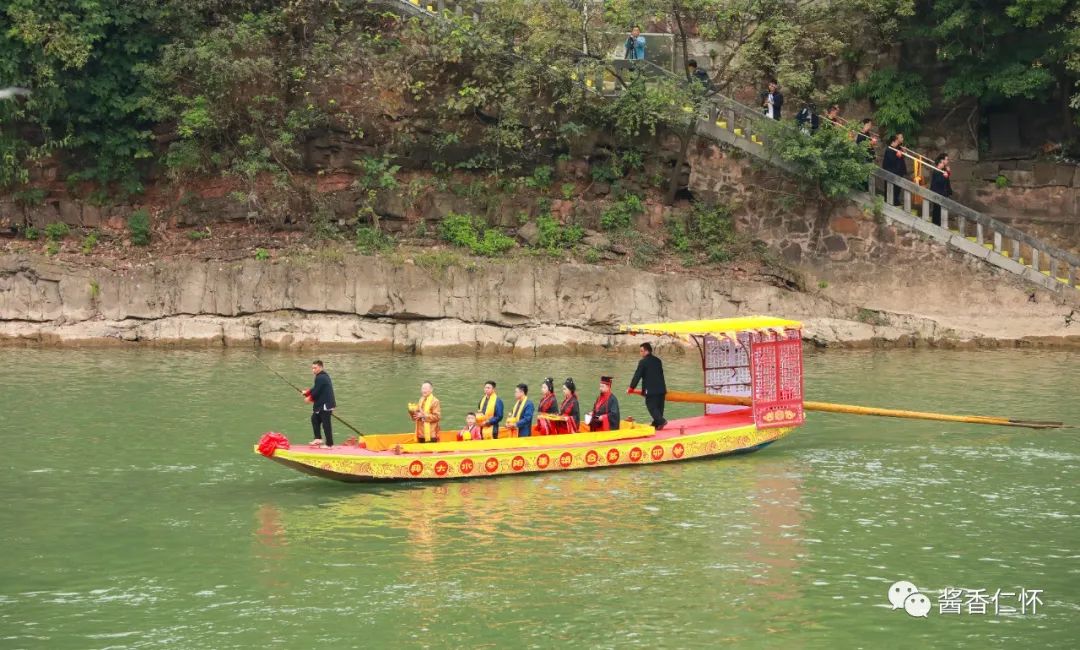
(382, 0, 1080, 293)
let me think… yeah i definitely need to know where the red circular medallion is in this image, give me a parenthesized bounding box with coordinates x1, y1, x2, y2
(537, 453, 551, 469)
(408, 460, 424, 476)
(585, 449, 599, 466)
(606, 448, 620, 464)
(629, 447, 643, 462)
(434, 460, 449, 476)
(459, 458, 474, 474)
(484, 457, 499, 473)
(559, 452, 573, 468)
(673, 443, 685, 459)
(511, 455, 526, 472)
(651, 445, 664, 461)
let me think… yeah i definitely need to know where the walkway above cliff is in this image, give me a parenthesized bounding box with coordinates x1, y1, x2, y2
(382, 0, 1078, 294)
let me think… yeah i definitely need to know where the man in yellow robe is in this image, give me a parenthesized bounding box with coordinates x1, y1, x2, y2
(411, 380, 442, 443)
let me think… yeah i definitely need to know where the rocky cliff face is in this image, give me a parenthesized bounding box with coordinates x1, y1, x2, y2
(1, 252, 1076, 352)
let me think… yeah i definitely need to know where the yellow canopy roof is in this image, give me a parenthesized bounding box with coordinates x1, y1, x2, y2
(620, 316, 803, 339)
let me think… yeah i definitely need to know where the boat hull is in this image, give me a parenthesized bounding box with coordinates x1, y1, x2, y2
(258, 415, 797, 482)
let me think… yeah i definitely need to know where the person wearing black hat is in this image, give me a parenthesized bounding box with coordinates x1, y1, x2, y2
(629, 342, 667, 429)
(558, 377, 581, 434)
(587, 376, 621, 432)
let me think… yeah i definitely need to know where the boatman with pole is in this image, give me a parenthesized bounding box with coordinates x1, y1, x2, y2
(587, 376, 621, 431)
(303, 360, 336, 448)
(629, 342, 667, 430)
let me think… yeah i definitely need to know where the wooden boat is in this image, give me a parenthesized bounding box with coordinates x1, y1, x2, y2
(255, 316, 807, 482)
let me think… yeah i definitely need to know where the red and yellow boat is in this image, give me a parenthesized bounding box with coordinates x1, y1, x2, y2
(254, 316, 807, 482)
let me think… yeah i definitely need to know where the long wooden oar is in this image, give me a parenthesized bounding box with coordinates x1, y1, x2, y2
(629, 389, 1068, 430)
(252, 355, 365, 437)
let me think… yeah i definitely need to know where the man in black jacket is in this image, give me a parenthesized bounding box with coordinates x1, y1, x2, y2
(303, 360, 337, 447)
(629, 342, 667, 429)
(928, 153, 952, 226)
(881, 132, 908, 206)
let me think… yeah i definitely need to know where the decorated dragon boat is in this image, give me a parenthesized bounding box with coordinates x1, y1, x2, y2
(254, 316, 808, 482)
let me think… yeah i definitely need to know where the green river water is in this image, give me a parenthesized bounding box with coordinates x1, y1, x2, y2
(1, 348, 1078, 649)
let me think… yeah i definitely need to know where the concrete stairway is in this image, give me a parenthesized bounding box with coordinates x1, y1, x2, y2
(381, 0, 1080, 293)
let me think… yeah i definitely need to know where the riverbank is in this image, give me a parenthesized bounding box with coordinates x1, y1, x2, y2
(2, 250, 1077, 352)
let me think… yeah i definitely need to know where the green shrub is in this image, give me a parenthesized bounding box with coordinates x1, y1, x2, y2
(760, 120, 877, 198)
(355, 226, 394, 253)
(584, 247, 601, 264)
(526, 165, 554, 189)
(439, 213, 515, 257)
(666, 202, 739, 264)
(561, 183, 577, 200)
(44, 222, 70, 242)
(995, 174, 1009, 188)
(187, 228, 210, 241)
(13, 188, 46, 206)
(254, 247, 270, 260)
(600, 194, 644, 231)
(45, 240, 60, 256)
(23, 226, 39, 241)
(535, 214, 585, 254)
(81, 232, 99, 254)
(128, 209, 152, 246)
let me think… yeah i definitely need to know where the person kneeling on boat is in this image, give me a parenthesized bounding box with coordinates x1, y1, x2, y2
(586, 376, 621, 432)
(410, 381, 442, 443)
(304, 359, 336, 448)
(506, 383, 534, 438)
(476, 380, 504, 439)
(458, 412, 483, 441)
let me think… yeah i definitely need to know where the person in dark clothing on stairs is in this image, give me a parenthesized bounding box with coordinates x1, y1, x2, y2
(303, 360, 336, 447)
(881, 132, 908, 207)
(928, 152, 953, 226)
(629, 342, 667, 429)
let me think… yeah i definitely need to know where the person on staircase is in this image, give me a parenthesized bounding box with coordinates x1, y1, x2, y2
(586, 376, 621, 432)
(929, 153, 953, 227)
(761, 80, 783, 120)
(855, 118, 877, 162)
(624, 26, 646, 61)
(881, 132, 908, 207)
(476, 380, 505, 439)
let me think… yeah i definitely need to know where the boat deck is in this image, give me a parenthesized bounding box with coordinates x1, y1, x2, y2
(297, 409, 755, 457)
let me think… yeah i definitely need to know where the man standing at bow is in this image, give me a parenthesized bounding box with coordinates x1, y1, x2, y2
(629, 342, 667, 430)
(506, 383, 535, 438)
(476, 380, 505, 439)
(304, 360, 336, 448)
(587, 376, 621, 432)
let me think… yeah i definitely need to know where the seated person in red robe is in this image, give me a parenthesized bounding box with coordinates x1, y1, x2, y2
(535, 377, 560, 435)
(457, 412, 483, 441)
(586, 376, 621, 431)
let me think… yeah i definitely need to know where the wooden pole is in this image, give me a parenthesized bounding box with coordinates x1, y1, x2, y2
(252, 355, 366, 437)
(629, 389, 1066, 430)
